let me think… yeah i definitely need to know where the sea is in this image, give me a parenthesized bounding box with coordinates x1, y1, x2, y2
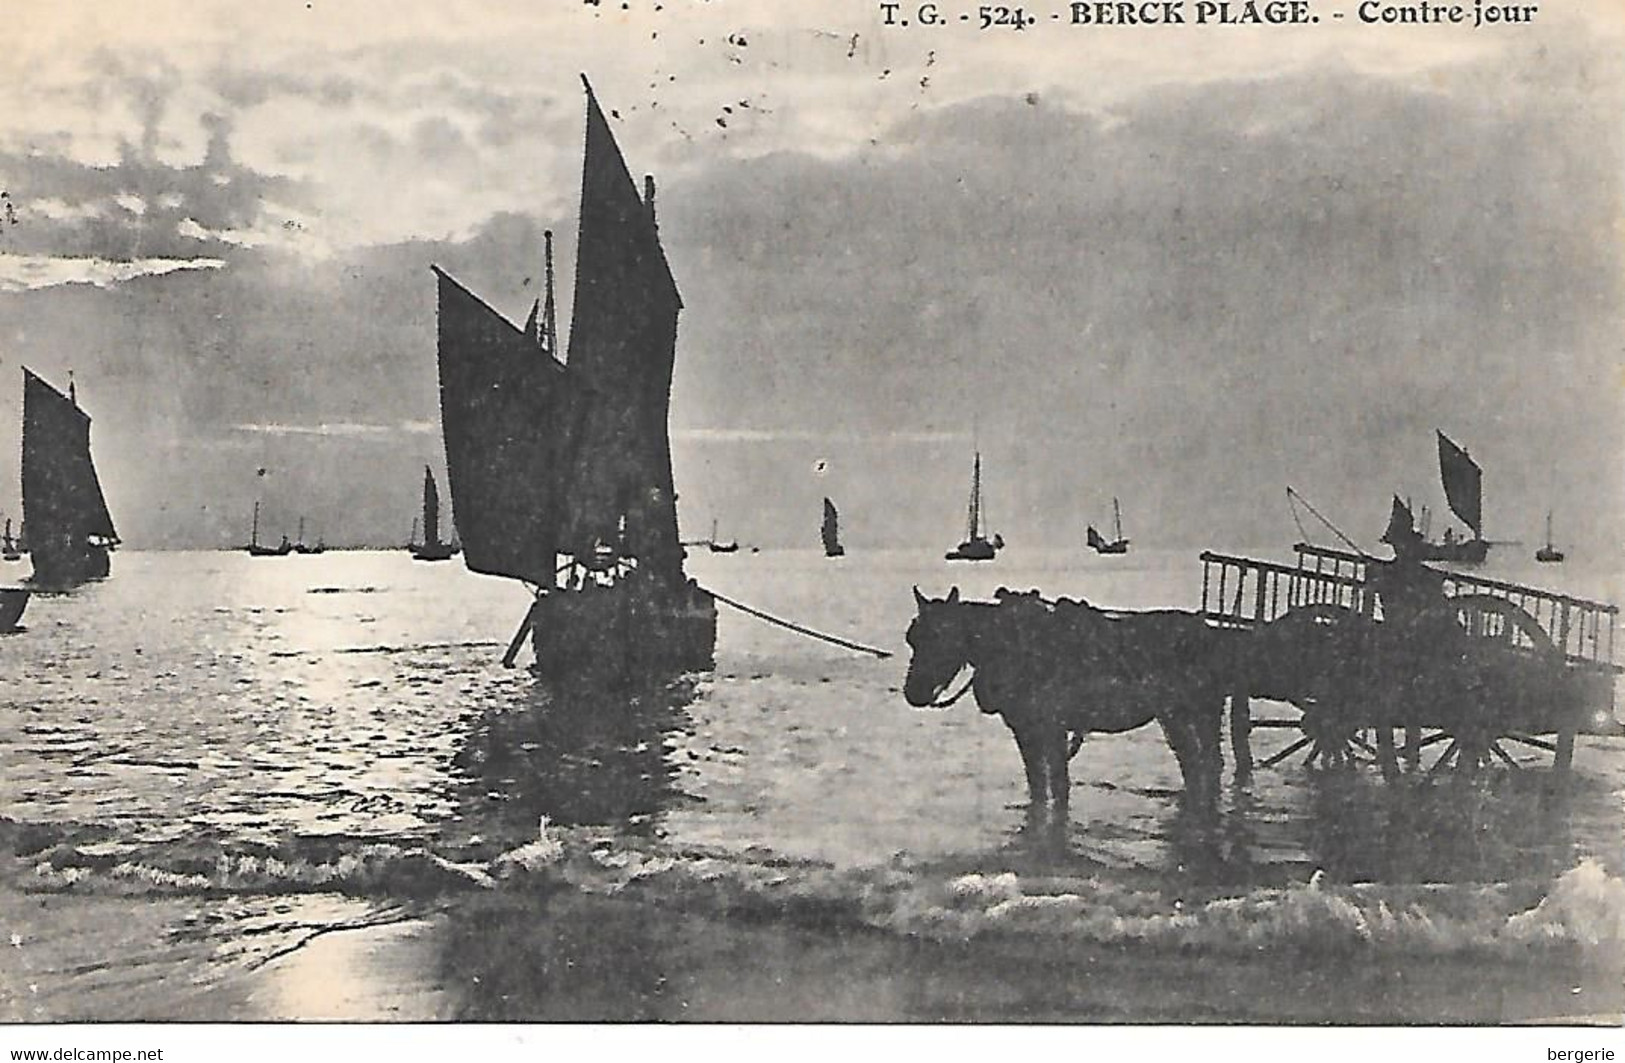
(1, 545, 1622, 1021)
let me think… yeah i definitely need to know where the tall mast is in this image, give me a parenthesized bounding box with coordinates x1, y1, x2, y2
(543, 229, 558, 356)
(251, 501, 260, 548)
(968, 452, 982, 540)
(1113, 497, 1122, 541)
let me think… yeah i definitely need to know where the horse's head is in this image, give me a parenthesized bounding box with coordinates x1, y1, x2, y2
(903, 585, 972, 707)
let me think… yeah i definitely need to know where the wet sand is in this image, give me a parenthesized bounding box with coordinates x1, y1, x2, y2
(169, 891, 1623, 1024)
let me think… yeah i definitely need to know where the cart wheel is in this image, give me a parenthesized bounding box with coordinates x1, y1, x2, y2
(1410, 595, 1579, 779)
(1247, 604, 1375, 773)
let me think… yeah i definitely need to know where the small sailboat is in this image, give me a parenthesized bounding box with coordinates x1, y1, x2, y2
(946, 451, 1003, 562)
(1087, 497, 1130, 555)
(1535, 511, 1565, 564)
(1423, 431, 1489, 564)
(706, 518, 739, 554)
(410, 466, 458, 562)
(291, 517, 326, 555)
(0, 585, 26, 631)
(21, 369, 118, 586)
(2, 519, 19, 562)
(245, 501, 292, 556)
(822, 497, 845, 558)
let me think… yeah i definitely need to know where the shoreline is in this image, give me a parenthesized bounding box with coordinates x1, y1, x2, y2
(168, 890, 1623, 1024)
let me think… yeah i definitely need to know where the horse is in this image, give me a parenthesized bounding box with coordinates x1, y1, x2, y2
(902, 586, 1231, 820)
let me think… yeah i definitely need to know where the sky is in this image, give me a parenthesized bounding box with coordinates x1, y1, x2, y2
(0, 0, 1619, 557)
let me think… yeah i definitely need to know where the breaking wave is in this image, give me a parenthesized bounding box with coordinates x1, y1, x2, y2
(8, 817, 1620, 964)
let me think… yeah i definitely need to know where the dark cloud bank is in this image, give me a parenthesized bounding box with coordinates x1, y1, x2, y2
(0, 60, 1618, 559)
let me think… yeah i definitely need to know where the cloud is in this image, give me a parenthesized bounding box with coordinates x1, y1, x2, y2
(676, 428, 967, 444)
(0, 6, 1616, 552)
(0, 251, 224, 291)
(231, 421, 438, 439)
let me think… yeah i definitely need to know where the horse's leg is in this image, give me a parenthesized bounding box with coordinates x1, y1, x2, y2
(1198, 693, 1225, 806)
(1045, 722, 1071, 816)
(1007, 721, 1048, 815)
(1159, 711, 1216, 815)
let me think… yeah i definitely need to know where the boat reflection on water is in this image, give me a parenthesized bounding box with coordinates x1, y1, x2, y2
(447, 675, 701, 847)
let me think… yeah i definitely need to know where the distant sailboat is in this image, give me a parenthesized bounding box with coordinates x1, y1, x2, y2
(291, 516, 326, 555)
(1086, 497, 1130, 555)
(822, 497, 845, 558)
(707, 518, 739, 554)
(946, 451, 1003, 562)
(1424, 431, 1489, 564)
(411, 466, 459, 562)
(0, 585, 25, 630)
(1535, 511, 1565, 564)
(245, 500, 292, 556)
(2, 519, 19, 562)
(22, 369, 118, 586)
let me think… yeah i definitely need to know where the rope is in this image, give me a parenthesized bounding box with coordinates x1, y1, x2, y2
(1287, 486, 1373, 560)
(704, 586, 893, 658)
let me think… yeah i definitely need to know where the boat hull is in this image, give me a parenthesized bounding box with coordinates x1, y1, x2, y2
(532, 577, 717, 684)
(946, 538, 999, 562)
(28, 540, 110, 587)
(0, 587, 27, 630)
(411, 543, 459, 562)
(1423, 538, 1489, 564)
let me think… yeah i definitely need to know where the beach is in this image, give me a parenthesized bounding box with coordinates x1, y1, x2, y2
(2, 548, 1622, 1023)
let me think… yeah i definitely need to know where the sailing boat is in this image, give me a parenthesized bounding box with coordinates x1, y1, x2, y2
(1086, 497, 1130, 555)
(291, 516, 326, 555)
(432, 77, 716, 681)
(1423, 431, 1489, 564)
(21, 369, 118, 586)
(706, 518, 738, 554)
(822, 497, 845, 558)
(0, 517, 23, 629)
(945, 451, 1003, 562)
(411, 466, 458, 562)
(0, 585, 25, 630)
(1535, 510, 1565, 564)
(245, 501, 292, 556)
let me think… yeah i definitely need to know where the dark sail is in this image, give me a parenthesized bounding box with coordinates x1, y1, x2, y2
(822, 497, 842, 556)
(431, 78, 716, 680)
(1436, 431, 1482, 538)
(433, 268, 574, 584)
(558, 79, 684, 583)
(21, 368, 117, 550)
(1380, 494, 1418, 546)
(1087, 525, 1105, 551)
(422, 466, 441, 548)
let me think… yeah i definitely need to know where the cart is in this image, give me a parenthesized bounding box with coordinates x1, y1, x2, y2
(1199, 543, 1620, 780)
